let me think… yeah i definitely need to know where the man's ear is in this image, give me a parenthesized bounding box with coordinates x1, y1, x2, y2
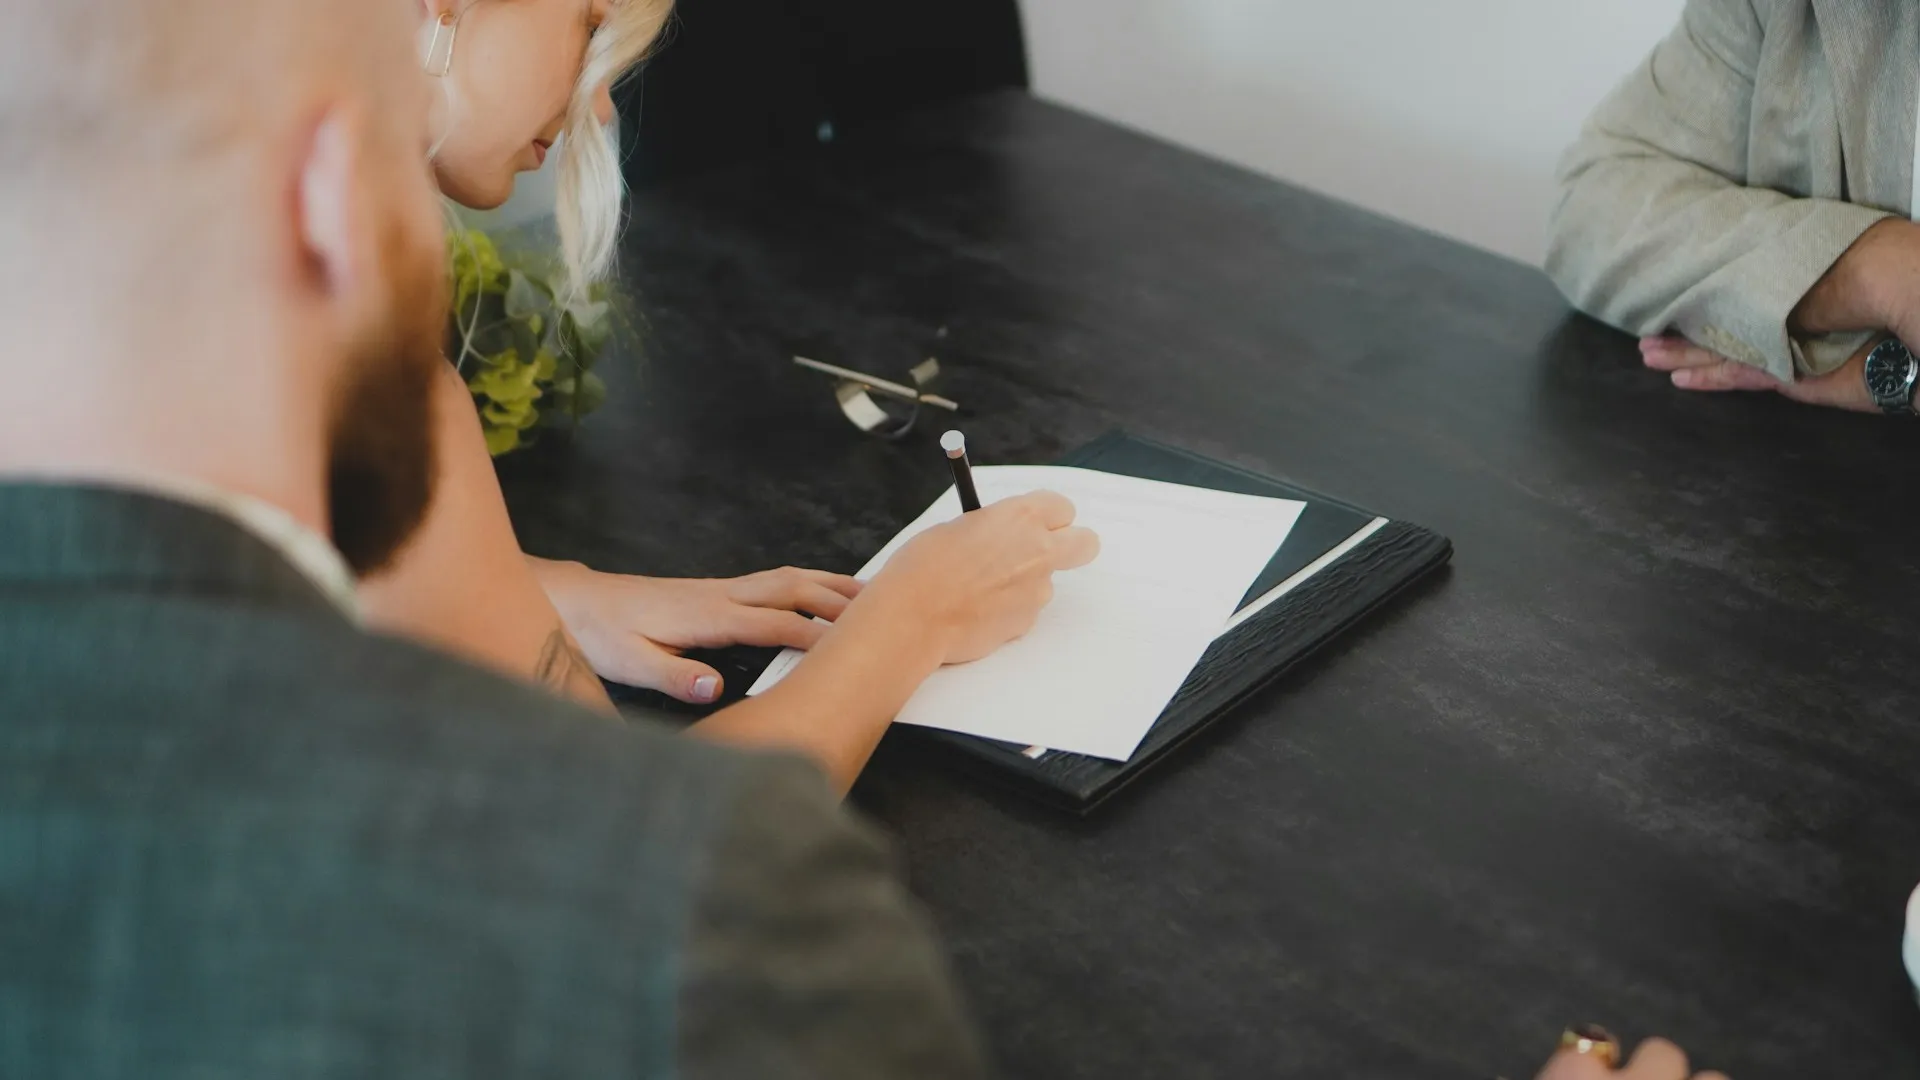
(297, 107, 372, 311)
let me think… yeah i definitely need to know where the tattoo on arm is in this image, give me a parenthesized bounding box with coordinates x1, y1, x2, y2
(534, 626, 595, 693)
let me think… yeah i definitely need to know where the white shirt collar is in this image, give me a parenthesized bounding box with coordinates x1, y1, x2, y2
(123, 475, 361, 622)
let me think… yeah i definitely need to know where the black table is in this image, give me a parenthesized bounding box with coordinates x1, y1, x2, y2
(498, 91, 1920, 1078)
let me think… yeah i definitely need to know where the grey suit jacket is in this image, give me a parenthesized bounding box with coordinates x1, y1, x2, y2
(0, 483, 988, 1080)
(1546, 0, 1919, 381)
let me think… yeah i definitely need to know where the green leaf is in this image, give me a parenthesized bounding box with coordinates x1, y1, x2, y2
(504, 270, 546, 321)
(469, 319, 515, 361)
(510, 323, 541, 372)
(448, 228, 507, 304)
(448, 225, 618, 443)
(453, 277, 479, 321)
(568, 299, 610, 329)
(482, 397, 537, 429)
(576, 370, 608, 415)
(556, 319, 584, 367)
(568, 300, 613, 351)
(469, 357, 543, 406)
(482, 424, 522, 456)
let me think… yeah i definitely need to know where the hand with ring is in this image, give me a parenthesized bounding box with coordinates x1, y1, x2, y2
(1534, 1026, 1727, 1080)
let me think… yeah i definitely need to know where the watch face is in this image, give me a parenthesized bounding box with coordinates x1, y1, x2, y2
(1868, 348, 1916, 400)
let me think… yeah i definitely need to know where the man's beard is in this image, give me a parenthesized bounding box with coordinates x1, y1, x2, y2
(325, 230, 448, 578)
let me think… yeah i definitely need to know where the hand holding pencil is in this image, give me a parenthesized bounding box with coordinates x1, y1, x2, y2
(835, 432, 1100, 666)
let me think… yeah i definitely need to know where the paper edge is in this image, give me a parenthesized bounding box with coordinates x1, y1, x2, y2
(1022, 516, 1392, 760)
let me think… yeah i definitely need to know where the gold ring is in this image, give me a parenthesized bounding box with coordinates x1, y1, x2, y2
(1559, 1024, 1621, 1068)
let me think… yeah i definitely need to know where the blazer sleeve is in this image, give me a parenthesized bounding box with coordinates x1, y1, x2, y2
(1544, 0, 1891, 380)
(676, 754, 990, 1080)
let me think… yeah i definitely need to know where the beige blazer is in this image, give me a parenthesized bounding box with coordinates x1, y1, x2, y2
(1546, 0, 1920, 381)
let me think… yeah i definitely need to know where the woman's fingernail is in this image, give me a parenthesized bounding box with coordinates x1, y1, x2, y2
(1671, 370, 1693, 388)
(693, 675, 721, 702)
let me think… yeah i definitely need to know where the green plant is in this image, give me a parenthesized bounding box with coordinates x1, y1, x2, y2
(447, 226, 616, 456)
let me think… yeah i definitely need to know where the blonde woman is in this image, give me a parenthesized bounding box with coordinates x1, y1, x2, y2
(362, 0, 1097, 791)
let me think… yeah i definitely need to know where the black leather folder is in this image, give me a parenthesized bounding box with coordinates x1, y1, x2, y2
(915, 430, 1453, 813)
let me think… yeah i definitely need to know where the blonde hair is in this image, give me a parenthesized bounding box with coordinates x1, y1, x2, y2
(554, 0, 673, 301)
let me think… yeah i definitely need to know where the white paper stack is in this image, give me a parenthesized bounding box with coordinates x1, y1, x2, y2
(748, 466, 1305, 762)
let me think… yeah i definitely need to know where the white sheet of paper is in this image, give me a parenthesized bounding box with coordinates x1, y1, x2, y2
(747, 466, 1304, 762)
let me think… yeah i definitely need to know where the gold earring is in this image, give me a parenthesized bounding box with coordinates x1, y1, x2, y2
(424, 13, 458, 78)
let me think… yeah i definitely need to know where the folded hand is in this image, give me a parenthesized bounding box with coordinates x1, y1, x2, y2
(1640, 335, 1873, 412)
(1535, 1037, 1725, 1080)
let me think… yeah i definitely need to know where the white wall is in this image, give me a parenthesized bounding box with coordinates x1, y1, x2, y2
(1021, 0, 1684, 266)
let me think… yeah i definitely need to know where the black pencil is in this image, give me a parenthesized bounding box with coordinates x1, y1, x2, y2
(941, 430, 982, 512)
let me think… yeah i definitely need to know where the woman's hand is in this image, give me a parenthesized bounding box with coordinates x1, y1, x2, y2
(1535, 1037, 1725, 1080)
(690, 490, 1099, 792)
(531, 559, 863, 704)
(857, 490, 1103, 665)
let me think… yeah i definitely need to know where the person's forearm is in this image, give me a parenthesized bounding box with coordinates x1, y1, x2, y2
(531, 622, 617, 711)
(356, 363, 615, 716)
(525, 554, 585, 617)
(521, 555, 622, 710)
(689, 590, 948, 794)
(1792, 218, 1920, 339)
(525, 554, 572, 580)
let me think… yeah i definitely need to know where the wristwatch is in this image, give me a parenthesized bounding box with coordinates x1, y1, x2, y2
(1864, 338, 1920, 415)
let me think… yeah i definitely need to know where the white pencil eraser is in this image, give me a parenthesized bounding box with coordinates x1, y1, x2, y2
(940, 430, 966, 454)
(1904, 884, 1920, 1002)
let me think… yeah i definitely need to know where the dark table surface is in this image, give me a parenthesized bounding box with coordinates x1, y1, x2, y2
(497, 91, 1920, 1078)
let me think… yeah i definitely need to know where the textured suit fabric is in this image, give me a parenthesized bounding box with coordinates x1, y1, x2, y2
(1547, 0, 1918, 380)
(0, 483, 987, 1080)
